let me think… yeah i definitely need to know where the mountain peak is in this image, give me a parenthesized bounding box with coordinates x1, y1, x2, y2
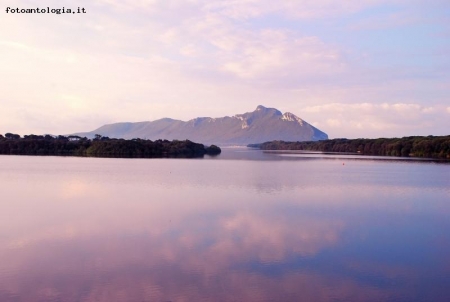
(75, 106, 328, 145)
(281, 112, 303, 125)
(255, 105, 282, 116)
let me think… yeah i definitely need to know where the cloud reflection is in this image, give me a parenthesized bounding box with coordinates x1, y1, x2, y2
(0, 196, 349, 301)
(1, 156, 450, 301)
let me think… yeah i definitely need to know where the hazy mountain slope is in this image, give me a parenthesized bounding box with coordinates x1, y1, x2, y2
(74, 105, 328, 145)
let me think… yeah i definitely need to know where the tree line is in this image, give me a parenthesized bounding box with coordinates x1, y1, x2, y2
(248, 135, 450, 159)
(0, 133, 221, 158)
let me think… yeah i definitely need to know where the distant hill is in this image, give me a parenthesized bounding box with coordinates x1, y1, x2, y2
(74, 105, 328, 145)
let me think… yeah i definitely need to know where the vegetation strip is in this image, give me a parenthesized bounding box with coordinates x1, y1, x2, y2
(248, 136, 450, 159)
(0, 133, 221, 158)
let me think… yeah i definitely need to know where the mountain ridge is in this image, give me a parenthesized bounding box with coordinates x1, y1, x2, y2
(74, 105, 328, 145)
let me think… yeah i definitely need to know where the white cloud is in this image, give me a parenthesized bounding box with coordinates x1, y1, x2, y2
(421, 107, 435, 113)
(299, 103, 450, 138)
(391, 103, 421, 112)
(219, 32, 344, 79)
(327, 119, 342, 127)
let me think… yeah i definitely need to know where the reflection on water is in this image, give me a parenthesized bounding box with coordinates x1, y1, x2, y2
(0, 150, 449, 302)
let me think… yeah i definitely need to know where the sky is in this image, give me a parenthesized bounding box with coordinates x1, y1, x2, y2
(0, 0, 449, 139)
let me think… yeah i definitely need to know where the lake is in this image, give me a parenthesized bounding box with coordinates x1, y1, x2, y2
(0, 149, 449, 302)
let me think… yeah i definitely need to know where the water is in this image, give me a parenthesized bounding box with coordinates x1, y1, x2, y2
(0, 149, 449, 302)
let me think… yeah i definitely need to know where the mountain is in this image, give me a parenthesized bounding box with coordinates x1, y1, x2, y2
(74, 105, 328, 145)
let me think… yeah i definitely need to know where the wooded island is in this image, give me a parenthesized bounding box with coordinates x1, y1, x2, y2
(0, 133, 221, 158)
(248, 135, 450, 159)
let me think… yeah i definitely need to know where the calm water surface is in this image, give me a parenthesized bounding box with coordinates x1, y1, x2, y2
(0, 149, 449, 302)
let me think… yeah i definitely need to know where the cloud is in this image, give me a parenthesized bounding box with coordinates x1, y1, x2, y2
(327, 119, 342, 127)
(300, 103, 450, 138)
(218, 31, 344, 79)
